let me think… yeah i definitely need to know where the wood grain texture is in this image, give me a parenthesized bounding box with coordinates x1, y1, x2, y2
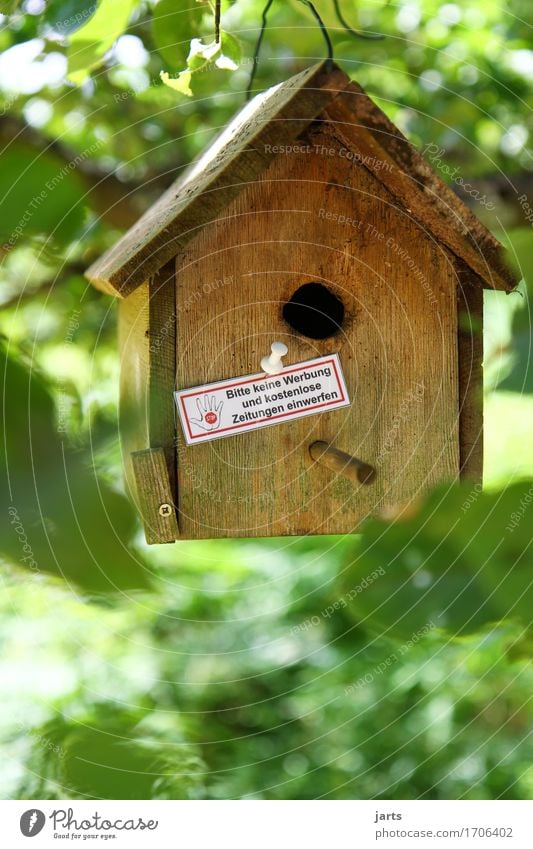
(86, 66, 517, 300)
(149, 262, 177, 498)
(86, 62, 351, 297)
(457, 265, 484, 482)
(118, 281, 150, 503)
(309, 441, 376, 484)
(131, 448, 179, 544)
(118, 267, 179, 541)
(174, 121, 460, 538)
(322, 89, 516, 293)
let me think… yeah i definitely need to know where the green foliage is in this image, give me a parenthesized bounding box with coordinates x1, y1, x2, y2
(339, 483, 533, 641)
(1, 341, 151, 593)
(161, 32, 241, 97)
(0, 0, 532, 803)
(18, 705, 205, 799)
(152, 0, 205, 69)
(67, 0, 137, 82)
(44, 0, 98, 36)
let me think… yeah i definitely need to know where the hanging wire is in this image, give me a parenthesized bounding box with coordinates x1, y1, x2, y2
(215, 0, 221, 43)
(247, 0, 383, 99)
(298, 0, 334, 68)
(332, 0, 384, 40)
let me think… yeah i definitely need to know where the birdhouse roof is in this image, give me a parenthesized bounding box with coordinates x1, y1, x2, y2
(86, 61, 517, 298)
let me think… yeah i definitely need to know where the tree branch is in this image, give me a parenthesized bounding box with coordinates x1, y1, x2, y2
(0, 116, 153, 229)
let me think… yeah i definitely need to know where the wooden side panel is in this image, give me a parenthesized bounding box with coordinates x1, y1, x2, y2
(457, 268, 484, 482)
(118, 281, 150, 503)
(149, 262, 177, 498)
(173, 121, 460, 539)
(131, 448, 179, 544)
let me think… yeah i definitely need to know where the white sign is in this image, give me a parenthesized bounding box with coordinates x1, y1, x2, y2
(175, 354, 350, 445)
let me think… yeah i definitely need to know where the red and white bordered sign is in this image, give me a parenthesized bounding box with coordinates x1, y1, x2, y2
(175, 353, 350, 446)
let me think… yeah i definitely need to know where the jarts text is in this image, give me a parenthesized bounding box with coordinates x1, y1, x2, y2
(374, 811, 402, 823)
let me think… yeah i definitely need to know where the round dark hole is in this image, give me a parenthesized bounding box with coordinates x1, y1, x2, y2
(283, 282, 345, 340)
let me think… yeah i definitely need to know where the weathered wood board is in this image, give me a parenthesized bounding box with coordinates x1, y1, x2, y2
(457, 267, 484, 482)
(131, 447, 179, 544)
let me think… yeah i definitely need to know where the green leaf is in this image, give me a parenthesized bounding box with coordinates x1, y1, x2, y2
(152, 0, 203, 70)
(67, 0, 136, 83)
(0, 0, 20, 12)
(339, 481, 533, 640)
(44, 0, 97, 36)
(1, 342, 151, 594)
(218, 30, 241, 68)
(160, 68, 193, 97)
(500, 228, 533, 300)
(160, 32, 240, 98)
(0, 143, 87, 247)
(19, 706, 205, 799)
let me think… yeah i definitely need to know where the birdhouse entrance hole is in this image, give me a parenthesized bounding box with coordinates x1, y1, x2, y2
(283, 282, 345, 340)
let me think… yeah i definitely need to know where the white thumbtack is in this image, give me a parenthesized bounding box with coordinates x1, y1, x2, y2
(261, 341, 288, 375)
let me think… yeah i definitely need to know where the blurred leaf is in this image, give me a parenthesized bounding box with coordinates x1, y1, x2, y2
(152, 0, 202, 69)
(218, 30, 241, 67)
(18, 705, 205, 799)
(0, 0, 19, 12)
(44, 0, 97, 35)
(0, 144, 86, 248)
(160, 33, 240, 98)
(67, 0, 136, 83)
(1, 342, 151, 593)
(160, 69, 193, 97)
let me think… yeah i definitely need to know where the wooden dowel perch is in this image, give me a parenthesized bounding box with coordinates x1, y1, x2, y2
(309, 441, 376, 485)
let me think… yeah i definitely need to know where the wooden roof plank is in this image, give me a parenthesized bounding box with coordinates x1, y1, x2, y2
(86, 63, 518, 298)
(86, 61, 351, 297)
(326, 82, 516, 291)
(322, 86, 516, 291)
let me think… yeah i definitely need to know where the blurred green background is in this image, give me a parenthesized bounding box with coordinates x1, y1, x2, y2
(1, 0, 532, 800)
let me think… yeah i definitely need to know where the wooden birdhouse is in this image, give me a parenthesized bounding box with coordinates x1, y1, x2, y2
(86, 62, 517, 544)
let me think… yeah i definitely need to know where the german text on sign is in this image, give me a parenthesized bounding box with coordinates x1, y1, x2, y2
(175, 354, 350, 445)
